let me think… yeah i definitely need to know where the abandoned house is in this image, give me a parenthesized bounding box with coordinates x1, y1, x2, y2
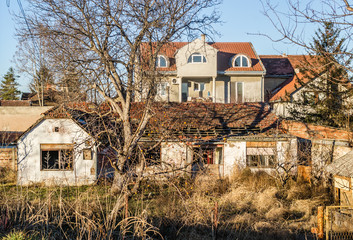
(17, 106, 98, 185)
(134, 102, 298, 178)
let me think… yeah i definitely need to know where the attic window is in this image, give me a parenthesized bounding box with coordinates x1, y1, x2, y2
(54, 127, 59, 132)
(233, 55, 250, 67)
(187, 53, 207, 63)
(156, 55, 167, 68)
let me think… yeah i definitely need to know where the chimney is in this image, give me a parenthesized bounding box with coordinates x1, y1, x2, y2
(282, 53, 287, 57)
(201, 34, 206, 42)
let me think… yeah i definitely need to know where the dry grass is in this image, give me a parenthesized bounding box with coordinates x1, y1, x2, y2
(0, 169, 332, 239)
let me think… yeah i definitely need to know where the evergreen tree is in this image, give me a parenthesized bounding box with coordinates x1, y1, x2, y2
(288, 22, 353, 128)
(0, 67, 21, 100)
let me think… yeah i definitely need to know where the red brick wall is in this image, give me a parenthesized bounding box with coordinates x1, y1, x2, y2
(0, 148, 17, 170)
(281, 120, 352, 141)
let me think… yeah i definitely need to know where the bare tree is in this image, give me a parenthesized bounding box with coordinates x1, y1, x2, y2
(18, 0, 220, 204)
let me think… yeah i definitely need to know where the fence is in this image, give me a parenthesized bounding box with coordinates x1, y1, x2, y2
(325, 206, 353, 240)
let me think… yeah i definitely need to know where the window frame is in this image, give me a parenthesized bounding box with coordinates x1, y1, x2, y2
(187, 53, 207, 64)
(156, 55, 168, 68)
(192, 145, 224, 165)
(40, 144, 74, 171)
(246, 146, 276, 168)
(232, 54, 251, 68)
(157, 82, 168, 96)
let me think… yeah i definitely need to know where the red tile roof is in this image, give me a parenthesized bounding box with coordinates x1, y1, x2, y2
(130, 102, 278, 133)
(42, 102, 279, 137)
(259, 55, 294, 76)
(146, 42, 264, 73)
(268, 55, 314, 101)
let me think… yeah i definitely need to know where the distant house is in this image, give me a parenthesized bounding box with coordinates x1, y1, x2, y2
(137, 36, 268, 103)
(267, 55, 352, 119)
(17, 106, 98, 185)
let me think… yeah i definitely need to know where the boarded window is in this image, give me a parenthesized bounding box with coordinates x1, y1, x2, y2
(41, 144, 74, 170)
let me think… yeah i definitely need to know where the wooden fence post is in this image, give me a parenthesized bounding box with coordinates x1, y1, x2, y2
(318, 206, 324, 239)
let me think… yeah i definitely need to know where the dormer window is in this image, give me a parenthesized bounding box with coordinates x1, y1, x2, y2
(156, 55, 168, 68)
(187, 53, 207, 63)
(233, 55, 251, 67)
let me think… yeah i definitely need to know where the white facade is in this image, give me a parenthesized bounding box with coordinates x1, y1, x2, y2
(17, 118, 98, 186)
(159, 137, 297, 178)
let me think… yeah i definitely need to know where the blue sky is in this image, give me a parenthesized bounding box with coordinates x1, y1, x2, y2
(0, 0, 313, 92)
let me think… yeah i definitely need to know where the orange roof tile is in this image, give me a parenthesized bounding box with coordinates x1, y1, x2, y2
(268, 55, 314, 101)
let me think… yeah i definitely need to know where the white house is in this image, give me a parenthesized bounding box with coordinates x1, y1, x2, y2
(17, 108, 98, 186)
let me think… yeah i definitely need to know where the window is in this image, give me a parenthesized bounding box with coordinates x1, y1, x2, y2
(193, 146, 223, 165)
(194, 82, 205, 91)
(83, 148, 92, 160)
(187, 53, 207, 63)
(156, 55, 167, 68)
(236, 82, 243, 103)
(157, 82, 167, 96)
(247, 155, 276, 168)
(41, 144, 74, 170)
(246, 142, 276, 168)
(233, 55, 250, 67)
(246, 146, 276, 168)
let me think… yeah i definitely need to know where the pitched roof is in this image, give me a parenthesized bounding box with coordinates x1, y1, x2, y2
(259, 55, 294, 76)
(268, 55, 314, 101)
(131, 102, 279, 136)
(327, 150, 353, 177)
(149, 42, 264, 73)
(0, 131, 23, 145)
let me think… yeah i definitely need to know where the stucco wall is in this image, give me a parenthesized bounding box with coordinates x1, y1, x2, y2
(176, 38, 218, 78)
(0, 106, 52, 131)
(17, 118, 97, 185)
(223, 141, 246, 177)
(264, 77, 288, 93)
(161, 142, 188, 175)
(230, 76, 262, 102)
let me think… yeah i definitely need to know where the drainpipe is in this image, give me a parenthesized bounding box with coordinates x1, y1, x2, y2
(179, 77, 182, 102)
(212, 76, 216, 103)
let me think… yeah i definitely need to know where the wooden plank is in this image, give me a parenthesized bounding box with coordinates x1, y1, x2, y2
(246, 141, 276, 148)
(41, 144, 74, 150)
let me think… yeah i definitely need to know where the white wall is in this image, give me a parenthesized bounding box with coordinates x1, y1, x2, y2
(176, 38, 218, 78)
(17, 118, 97, 186)
(223, 141, 246, 177)
(161, 142, 188, 175)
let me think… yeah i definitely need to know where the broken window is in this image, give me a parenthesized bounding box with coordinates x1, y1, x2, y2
(41, 144, 74, 170)
(193, 145, 223, 165)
